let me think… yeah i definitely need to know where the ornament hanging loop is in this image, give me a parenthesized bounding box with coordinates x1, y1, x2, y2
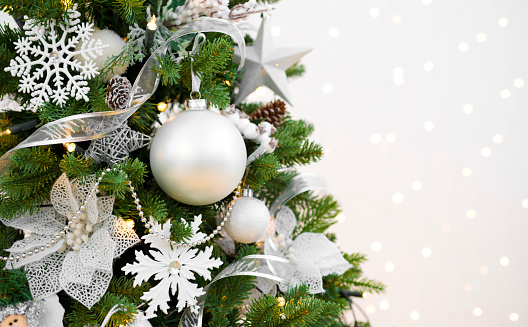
(189, 33, 207, 100)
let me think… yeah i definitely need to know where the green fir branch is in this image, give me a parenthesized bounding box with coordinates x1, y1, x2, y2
(180, 36, 234, 84)
(111, 0, 146, 25)
(237, 102, 262, 116)
(153, 53, 182, 86)
(176, 36, 234, 107)
(170, 217, 196, 243)
(199, 76, 231, 108)
(0, 147, 61, 220)
(285, 62, 306, 79)
(274, 119, 323, 166)
(245, 285, 342, 327)
(0, 268, 32, 306)
(60, 153, 100, 180)
(64, 302, 98, 327)
(321, 252, 385, 300)
(141, 194, 169, 221)
(107, 276, 151, 304)
(128, 102, 159, 135)
(97, 158, 150, 200)
(246, 153, 280, 190)
(0, 24, 25, 100)
(99, 29, 145, 81)
(291, 193, 341, 237)
(0, 0, 66, 23)
(88, 79, 112, 112)
(93, 293, 137, 327)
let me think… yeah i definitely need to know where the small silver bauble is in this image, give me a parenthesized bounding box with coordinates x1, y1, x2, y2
(150, 99, 247, 205)
(224, 189, 271, 244)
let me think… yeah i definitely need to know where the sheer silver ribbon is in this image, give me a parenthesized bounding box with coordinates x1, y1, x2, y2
(265, 172, 328, 256)
(0, 17, 246, 174)
(179, 254, 295, 327)
(269, 173, 328, 219)
(263, 173, 345, 295)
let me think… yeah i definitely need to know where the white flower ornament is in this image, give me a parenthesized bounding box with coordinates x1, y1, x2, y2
(2, 173, 139, 308)
(123, 215, 223, 318)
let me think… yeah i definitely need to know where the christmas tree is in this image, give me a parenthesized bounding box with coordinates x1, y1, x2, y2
(0, 1, 384, 326)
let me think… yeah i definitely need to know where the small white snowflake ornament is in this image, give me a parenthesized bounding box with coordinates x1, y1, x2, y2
(123, 215, 223, 318)
(4, 4, 108, 110)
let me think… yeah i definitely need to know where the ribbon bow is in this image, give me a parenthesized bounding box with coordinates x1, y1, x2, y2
(263, 173, 353, 294)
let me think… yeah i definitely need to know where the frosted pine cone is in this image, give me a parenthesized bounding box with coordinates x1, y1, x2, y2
(249, 99, 287, 127)
(105, 75, 132, 110)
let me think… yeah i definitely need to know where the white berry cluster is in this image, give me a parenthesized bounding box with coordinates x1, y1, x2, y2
(170, 0, 274, 25)
(222, 105, 278, 164)
(59, 211, 93, 252)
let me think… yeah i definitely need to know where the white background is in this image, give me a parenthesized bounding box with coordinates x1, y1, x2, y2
(2, 1, 528, 326)
(262, 1, 528, 326)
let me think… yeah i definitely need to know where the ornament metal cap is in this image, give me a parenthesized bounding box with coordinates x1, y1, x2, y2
(242, 188, 253, 197)
(186, 99, 207, 110)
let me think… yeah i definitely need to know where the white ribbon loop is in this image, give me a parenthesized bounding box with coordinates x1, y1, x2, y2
(269, 173, 328, 218)
(190, 33, 206, 98)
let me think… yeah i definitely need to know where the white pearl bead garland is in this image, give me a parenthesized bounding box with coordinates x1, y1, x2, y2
(1, 167, 241, 263)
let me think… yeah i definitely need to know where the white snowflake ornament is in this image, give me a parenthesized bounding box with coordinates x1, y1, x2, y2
(1, 173, 139, 308)
(4, 4, 108, 110)
(123, 215, 223, 318)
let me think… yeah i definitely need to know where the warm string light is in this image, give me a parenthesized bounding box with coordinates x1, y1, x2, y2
(371, 241, 382, 252)
(147, 15, 157, 30)
(422, 247, 432, 258)
(144, 15, 157, 51)
(0, 128, 11, 136)
(412, 180, 423, 191)
(124, 219, 135, 229)
(322, 83, 334, 94)
(458, 42, 470, 53)
(328, 27, 340, 38)
(157, 102, 168, 112)
(392, 14, 402, 24)
(369, 7, 381, 18)
(64, 142, 76, 152)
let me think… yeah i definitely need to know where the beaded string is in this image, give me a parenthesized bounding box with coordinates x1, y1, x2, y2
(1, 167, 241, 263)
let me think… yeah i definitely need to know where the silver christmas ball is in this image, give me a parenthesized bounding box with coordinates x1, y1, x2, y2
(150, 100, 247, 205)
(224, 189, 271, 244)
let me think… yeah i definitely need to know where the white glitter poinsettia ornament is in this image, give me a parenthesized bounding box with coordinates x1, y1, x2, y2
(1, 173, 139, 308)
(3, 4, 108, 110)
(123, 215, 223, 318)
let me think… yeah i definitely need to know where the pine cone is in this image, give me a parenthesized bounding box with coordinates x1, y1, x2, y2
(249, 99, 287, 127)
(105, 75, 132, 110)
